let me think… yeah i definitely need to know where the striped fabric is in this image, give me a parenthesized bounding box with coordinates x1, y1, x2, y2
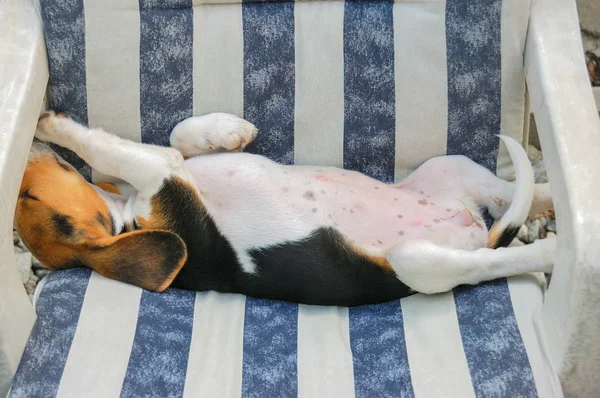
(14, 0, 564, 397)
(11, 270, 562, 397)
(39, 0, 530, 182)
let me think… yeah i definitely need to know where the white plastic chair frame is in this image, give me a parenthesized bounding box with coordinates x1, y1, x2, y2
(0, 0, 598, 396)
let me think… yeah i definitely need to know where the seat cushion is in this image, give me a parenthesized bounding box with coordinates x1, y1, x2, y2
(40, 0, 532, 182)
(10, 269, 561, 397)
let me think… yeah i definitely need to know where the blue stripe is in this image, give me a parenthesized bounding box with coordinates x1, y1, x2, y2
(139, 0, 193, 146)
(454, 280, 538, 397)
(349, 300, 414, 398)
(343, 1, 395, 183)
(241, 298, 298, 397)
(242, 1, 295, 164)
(446, 0, 502, 171)
(10, 269, 91, 398)
(39, 0, 91, 180)
(120, 289, 195, 398)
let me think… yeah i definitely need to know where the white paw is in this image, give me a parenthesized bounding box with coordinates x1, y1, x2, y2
(170, 113, 258, 157)
(35, 111, 76, 145)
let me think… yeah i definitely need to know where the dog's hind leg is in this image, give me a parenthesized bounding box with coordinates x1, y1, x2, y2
(397, 151, 553, 220)
(385, 236, 555, 294)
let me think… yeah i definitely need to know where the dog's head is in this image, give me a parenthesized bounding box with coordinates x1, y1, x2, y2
(14, 142, 187, 292)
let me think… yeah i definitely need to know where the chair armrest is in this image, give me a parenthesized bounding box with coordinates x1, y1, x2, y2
(525, 0, 600, 396)
(0, 0, 48, 394)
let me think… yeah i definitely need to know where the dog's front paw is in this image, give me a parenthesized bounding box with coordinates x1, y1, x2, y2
(170, 113, 258, 157)
(35, 111, 74, 145)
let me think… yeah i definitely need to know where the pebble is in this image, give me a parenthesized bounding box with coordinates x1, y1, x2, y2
(15, 251, 33, 284)
(13, 229, 50, 302)
(517, 224, 529, 242)
(547, 218, 556, 233)
(24, 274, 39, 298)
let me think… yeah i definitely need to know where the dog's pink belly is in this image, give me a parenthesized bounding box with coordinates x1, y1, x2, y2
(185, 153, 487, 254)
(286, 168, 484, 252)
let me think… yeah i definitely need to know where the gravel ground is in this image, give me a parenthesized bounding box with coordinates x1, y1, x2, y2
(13, 146, 556, 300)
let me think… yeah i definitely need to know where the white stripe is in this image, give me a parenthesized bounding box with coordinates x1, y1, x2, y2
(56, 273, 141, 398)
(183, 292, 246, 398)
(297, 305, 355, 398)
(394, 2, 448, 182)
(507, 275, 563, 398)
(496, 0, 530, 180)
(401, 292, 476, 398)
(294, 1, 344, 167)
(193, 4, 244, 116)
(84, 0, 141, 183)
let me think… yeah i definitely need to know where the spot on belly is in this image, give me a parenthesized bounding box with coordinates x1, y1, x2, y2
(312, 208, 318, 213)
(374, 186, 380, 190)
(397, 214, 403, 219)
(282, 187, 289, 193)
(424, 224, 432, 228)
(420, 190, 424, 194)
(320, 190, 326, 194)
(303, 190, 316, 201)
(418, 199, 428, 205)
(434, 219, 440, 223)
(226, 170, 235, 177)
(398, 230, 404, 236)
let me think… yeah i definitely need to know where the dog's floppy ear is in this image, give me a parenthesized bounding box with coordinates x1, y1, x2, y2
(81, 230, 187, 292)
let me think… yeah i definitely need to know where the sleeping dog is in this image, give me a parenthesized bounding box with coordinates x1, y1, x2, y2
(15, 111, 555, 306)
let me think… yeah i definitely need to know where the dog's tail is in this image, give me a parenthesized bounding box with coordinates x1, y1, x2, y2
(488, 136, 534, 249)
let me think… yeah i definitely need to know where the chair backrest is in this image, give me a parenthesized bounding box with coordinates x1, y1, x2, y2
(39, 0, 532, 183)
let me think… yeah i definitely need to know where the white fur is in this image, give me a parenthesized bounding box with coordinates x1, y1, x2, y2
(387, 237, 555, 294)
(170, 113, 258, 157)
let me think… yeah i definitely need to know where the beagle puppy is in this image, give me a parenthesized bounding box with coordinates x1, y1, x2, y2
(14, 112, 555, 306)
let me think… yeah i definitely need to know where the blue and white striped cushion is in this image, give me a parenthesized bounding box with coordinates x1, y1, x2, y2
(39, 0, 529, 182)
(14, 0, 563, 396)
(12, 270, 561, 397)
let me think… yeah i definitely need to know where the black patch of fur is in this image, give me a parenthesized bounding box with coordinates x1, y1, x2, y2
(151, 178, 242, 293)
(157, 178, 413, 306)
(52, 213, 74, 236)
(244, 228, 413, 306)
(492, 225, 521, 249)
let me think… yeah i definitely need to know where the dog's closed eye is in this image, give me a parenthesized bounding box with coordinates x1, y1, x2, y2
(19, 189, 39, 201)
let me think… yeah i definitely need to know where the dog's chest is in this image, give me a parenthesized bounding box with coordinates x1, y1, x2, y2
(183, 153, 486, 253)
